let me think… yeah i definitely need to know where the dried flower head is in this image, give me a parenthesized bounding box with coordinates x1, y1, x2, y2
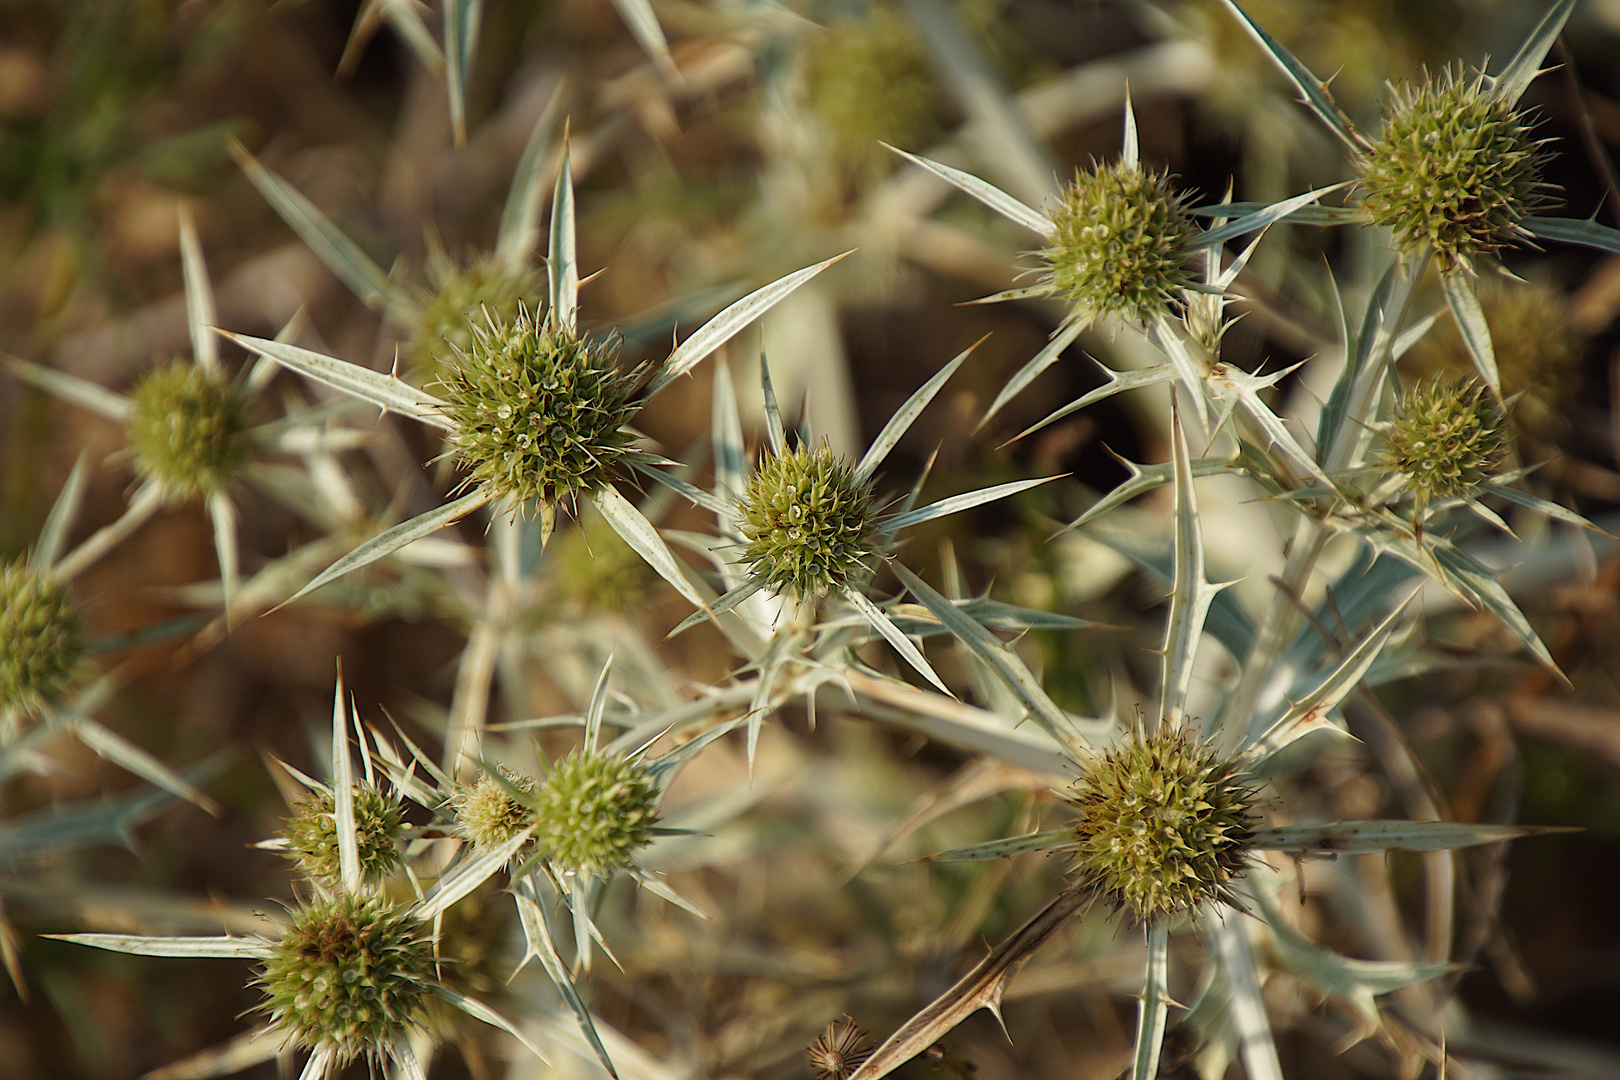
(1041, 161, 1199, 327)
(257, 894, 435, 1065)
(532, 750, 660, 876)
(1066, 724, 1258, 925)
(281, 785, 404, 885)
(435, 307, 641, 509)
(410, 252, 541, 379)
(454, 767, 539, 854)
(1357, 67, 1547, 268)
(1381, 377, 1508, 503)
(808, 1016, 874, 1080)
(127, 360, 252, 500)
(0, 560, 83, 713)
(737, 444, 881, 599)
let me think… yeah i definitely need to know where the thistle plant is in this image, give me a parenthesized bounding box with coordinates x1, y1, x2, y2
(1380, 377, 1509, 507)
(735, 443, 880, 599)
(0, 559, 82, 716)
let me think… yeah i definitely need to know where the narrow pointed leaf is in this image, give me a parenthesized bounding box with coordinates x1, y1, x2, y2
(222, 333, 450, 429)
(53, 482, 164, 582)
(1161, 405, 1214, 728)
(497, 87, 567, 273)
(208, 491, 238, 622)
(1526, 215, 1620, 255)
(665, 580, 764, 640)
(630, 461, 730, 517)
(711, 361, 746, 506)
(1211, 913, 1284, 1080)
(624, 866, 710, 919)
(416, 827, 535, 921)
(1489, 0, 1577, 105)
(432, 983, 551, 1063)
(760, 351, 786, 456)
(37, 454, 90, 572)
(331, 676, 361, 894)
(284, 487, 493, 608)
(45, 933, 266, 958)
(918, 829, 1072, 863)
(1440, 269, 1499, 393)
(443, 0, 482, 147)
(513, 885, 611, 1075)
(1120, 91, 1139, 169)
(229, 141, 413, 321)
(979, 318, 1086, 429)
(1015, 365, 1177, 444)
(1132, 924, 1171, 1080)
(1430, 540, 1559, 675)
(1194, 184, 1347, 250)
(886, 475, 1062, 532)
(178, 206, 218, 370)
(891, 564, 1102, 755)
(844, 587, 950, 694)
(5, 357, 132, 422)
(609, 0, 675, 79)
(884, 145, 1054, 236)
(856, 337, 983, 483)
(585, 654, 612, 753)
(1216, 0, 1366, 151)
(1250, 819, 1571, 855)
(66, 717, 219, 813)
(1191, 202, 1362, 226)
(548, 140, 578, 332)
(1486, 483, 1611, 533)
(645, 253, 853, 400)
(591, 485, 708, 613)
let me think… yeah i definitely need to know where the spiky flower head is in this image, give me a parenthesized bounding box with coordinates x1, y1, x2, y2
(257, 894, 435, 1064)
(1357, 68, 1547, 268)
(281, 785, 404, 886)
(409, 252, 541, 379)
(1408, 279, 1580, 448)
(0, 560, 83, 713)
(531, 750, 660, 876)
(127, 360, 252, 501)
(737, 445, 881, 599)
(1065, 725, 1258, 925)
(454, 767, 538, 854)
(1381, 377, 1508, 502)
(807, 1016, 874, 1080)
(435, 307, 641, 509)
(1041, 161, 1199, 327)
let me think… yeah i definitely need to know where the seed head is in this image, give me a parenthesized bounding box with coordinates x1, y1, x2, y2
(1041, 161, 1199, 327)
(435, 308, 640, 509)
(1066, 725, 1257, 925)
(807, 1016, 873, 1080)
(454, 768, 539, 855)
(737, 445, 880, 599)
(1357, 68, 1547, 268)
(281, 785, 404, 886)
(410, 253, 541, 380)
(1381, 378, 1508, 502)
(257, 894, 435, 1064)
(0, 561, 83, 713)
(532, 750, 660, 876)
(127, 360, 252, 501)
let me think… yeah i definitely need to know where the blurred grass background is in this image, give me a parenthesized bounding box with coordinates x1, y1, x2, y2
(3, 1, 1620, 1077)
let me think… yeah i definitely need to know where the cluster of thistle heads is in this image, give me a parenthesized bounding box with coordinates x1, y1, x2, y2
(7, 0, 1612, 1078)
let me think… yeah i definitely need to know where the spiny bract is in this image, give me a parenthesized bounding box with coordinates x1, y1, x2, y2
(737, 444, 880, 599)
(1357, 68, 1546, 267)
(0, 561, 82, 713)
(127, 360, 252, 500)
(531, 750, 660, 876)
(281, 785, 404, 885)
(1066, 724, 1258, 925)
(435, 308, 640, 509)
(454, 768, 538, 854)
(257, 894, 435, 1063)
(1381, 377, 1508, 502)
(1041, 161, 1199, 327)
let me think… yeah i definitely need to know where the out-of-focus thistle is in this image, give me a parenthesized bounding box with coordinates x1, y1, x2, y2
(126, 360, 253, 502)
(0, 561, 83, 715)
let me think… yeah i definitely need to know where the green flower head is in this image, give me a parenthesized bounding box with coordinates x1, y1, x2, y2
(1381, 377, 1508, 502)
(737, 444, 881, 599)
(1041, 161, 1199, 327)
(454, 767, 539, 855)
(1357, 67, 1548, 268)
(0, 560, 83, 713)
(257, 894, 435, 1064)
(281, 785, 404, 886)
(435, 307, 641, 510)
(532, 750, 660, 876)
(1066, 725, 1258, 925)
(127, 360, 252, 501)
